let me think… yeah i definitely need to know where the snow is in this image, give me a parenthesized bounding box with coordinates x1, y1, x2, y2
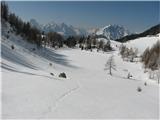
(125, 35, 160, 54)
(1, 22, 159, 119)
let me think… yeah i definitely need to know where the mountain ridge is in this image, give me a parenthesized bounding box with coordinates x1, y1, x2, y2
(30, 19, 131, 40)
(116, 24, 160, 42)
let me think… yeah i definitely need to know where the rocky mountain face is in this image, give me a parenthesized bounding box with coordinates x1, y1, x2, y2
(30, 19, 87, 37)
(95, 24, 130, 40)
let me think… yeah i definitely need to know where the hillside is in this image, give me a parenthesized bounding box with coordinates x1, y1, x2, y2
(116, 24, 160, 42)
(1, 21, 159, 119)
(124, 35, 160, 54)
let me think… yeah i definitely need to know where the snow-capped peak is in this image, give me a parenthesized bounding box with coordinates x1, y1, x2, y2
(30, 19, 87, 36)
(96, 24, 130, 40)
(30, 19, 130, 38)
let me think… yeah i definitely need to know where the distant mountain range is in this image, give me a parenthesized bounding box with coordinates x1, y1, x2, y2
(30, 19, 130, 40)
(30, 19, 87, 37)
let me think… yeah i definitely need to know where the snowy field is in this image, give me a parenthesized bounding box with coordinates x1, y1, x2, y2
(1, 23, 159, 119)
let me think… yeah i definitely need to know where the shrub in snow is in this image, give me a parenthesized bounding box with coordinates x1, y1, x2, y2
(50, 73, 54, 76)
(127, 72, 132, 79)
(6, 35, 9, 39)
(81, 46, 84, 50)
(11, 45, 14, 50)
(144, 82, 147, 86)
(59, 72, 67, 78)
(32, 48, 36, 51)
(137, 87, 142, 92)
(49, 63, 52, 66)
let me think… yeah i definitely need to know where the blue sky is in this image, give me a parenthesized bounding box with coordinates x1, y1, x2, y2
(7, 1, 159, 32)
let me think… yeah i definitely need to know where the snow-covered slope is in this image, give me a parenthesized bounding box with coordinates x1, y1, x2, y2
(125, 35, 160, 54)
(96, 24, 130, 40)
(1, 22, 159, 119)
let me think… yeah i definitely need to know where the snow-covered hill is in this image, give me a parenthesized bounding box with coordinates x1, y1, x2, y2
(1, 21, 159, 119)
(96, 24, 130, 40)
(125, 35, 160, 54)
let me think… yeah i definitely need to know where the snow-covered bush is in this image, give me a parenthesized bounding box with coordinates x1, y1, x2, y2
(144, 82, 147, 86)
(59, 72, 67, 78)
(32, 48, 36, 51)
(49, 63, 52, 66)
(137, 87, 142, 92)
(127, 72, 132, 79)
(11, 45, 14, 50)
(50, 73, 54, 76)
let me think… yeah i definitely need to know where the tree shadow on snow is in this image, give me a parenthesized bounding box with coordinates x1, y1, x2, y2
(1, 63, 64, 81)
(1, 42, 78, 69)
(1, 44, 38, 70)
(34, 47, 78, 68)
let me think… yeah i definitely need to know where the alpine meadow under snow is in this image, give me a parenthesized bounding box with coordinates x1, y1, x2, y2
(1, 1, 160, 119)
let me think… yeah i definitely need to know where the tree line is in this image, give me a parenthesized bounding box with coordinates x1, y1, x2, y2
(116, 24, 160, 42)
(1, 2, 113, 52)
(1, 2, 64, 49)
(119, 44, 138, 62)
(142, 40, 160, 70)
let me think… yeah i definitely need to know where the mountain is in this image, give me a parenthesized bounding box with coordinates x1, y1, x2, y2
(95, 24, 130, 40)
(30, 19, 42, 31)
(30, 19, 87, 37)
(30, 19, 131, 39)
(116, 24, 160, 42)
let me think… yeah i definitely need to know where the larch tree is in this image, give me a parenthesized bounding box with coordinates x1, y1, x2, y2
(104, 55, 116, 76)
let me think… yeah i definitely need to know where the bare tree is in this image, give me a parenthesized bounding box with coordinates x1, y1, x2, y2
(156, 64, 160, 84)
(104, 55, 116, 76)
(156, 69, 160, 84)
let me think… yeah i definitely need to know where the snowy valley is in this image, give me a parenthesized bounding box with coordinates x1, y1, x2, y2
(1, 1, 160, 119)
(1, 20, 160, 119)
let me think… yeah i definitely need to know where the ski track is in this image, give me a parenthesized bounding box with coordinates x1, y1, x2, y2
(41, 80, 80, 117)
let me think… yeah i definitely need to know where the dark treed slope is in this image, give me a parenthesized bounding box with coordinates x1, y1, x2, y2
(116, 24, 160, 42)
